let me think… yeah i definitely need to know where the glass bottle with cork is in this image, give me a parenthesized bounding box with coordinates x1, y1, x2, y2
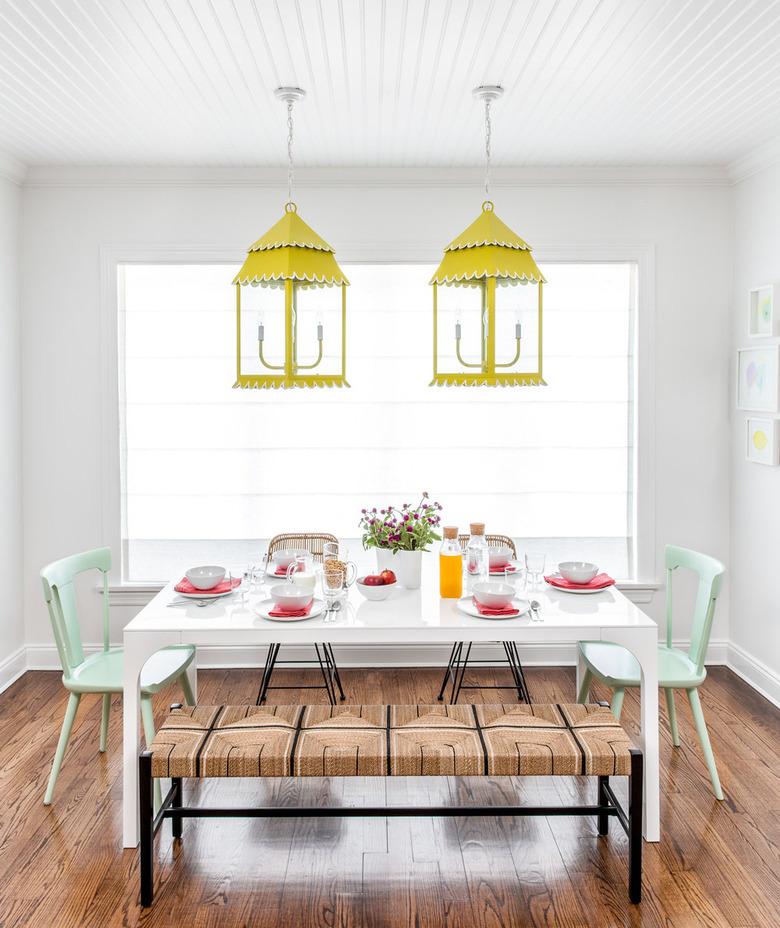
(466, 522, 489, 583)
(439, 526, 463, 598)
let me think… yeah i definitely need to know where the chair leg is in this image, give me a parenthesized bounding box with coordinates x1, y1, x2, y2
(576, 668, 592, 703)
(437, 644, 458, 701)
(325, 644, 346, 701)
(686, 687, 724, 800)
(44, 692, 81, 805)
(610, 688, 625, 719)
(665, 688, 681, 747)
(179, 670, 195, 706)
(99, 693, 111, 752)
(140, 696, 162, 809)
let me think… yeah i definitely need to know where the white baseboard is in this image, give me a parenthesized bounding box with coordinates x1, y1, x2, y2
(24, 638, 729, 671)
(0, 647, 27, 695)
(726, 642, 780, 708)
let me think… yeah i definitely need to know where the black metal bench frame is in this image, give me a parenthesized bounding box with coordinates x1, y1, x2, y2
(138, 740, 642, 908)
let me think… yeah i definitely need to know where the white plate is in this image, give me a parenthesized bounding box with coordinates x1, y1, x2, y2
(488, 560, 520, 577)
(255, 597, 326, 622)
(456, 596, 530, 620)
(174, 586, 238, 601)
(545, 574, 613, 595)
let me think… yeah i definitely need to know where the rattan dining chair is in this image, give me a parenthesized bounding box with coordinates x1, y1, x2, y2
(257, 533, 346, 706)
(437, 534, 531, 704)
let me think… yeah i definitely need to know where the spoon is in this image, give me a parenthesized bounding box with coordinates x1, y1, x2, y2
(530, 600, 541, 621)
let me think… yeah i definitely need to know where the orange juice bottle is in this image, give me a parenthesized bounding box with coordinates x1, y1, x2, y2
(439, 526, 463, 598)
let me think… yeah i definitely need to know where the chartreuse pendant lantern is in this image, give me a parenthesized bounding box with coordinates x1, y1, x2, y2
(233, 87, 349, 389)
(430, 86, 546, 387)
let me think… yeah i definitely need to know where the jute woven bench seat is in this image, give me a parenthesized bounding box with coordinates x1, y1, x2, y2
(139, 702, 643, 908)
(148, 703, 634, 779)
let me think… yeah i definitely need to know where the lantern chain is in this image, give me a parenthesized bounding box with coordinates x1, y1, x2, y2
(484, 96, 492, 198)
(287, 99, 294, 205)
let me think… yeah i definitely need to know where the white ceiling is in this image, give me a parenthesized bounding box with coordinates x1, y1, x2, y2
(1, 0, 780, 169)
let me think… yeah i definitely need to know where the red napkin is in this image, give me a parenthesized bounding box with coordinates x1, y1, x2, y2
(489, 564, 516, 575)
(472, 596, 519, 617)
(272, 565, 289, 576)
(268, 599, 314, 618)
(174, 576, 241, 595)
(544, 573, 615, 591)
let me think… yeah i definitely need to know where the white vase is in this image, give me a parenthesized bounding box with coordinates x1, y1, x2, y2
(391, 550, 423, 589)
(375, 548, 394, 573)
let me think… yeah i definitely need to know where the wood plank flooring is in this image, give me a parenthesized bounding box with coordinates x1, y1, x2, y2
(0, 665, 777, 927)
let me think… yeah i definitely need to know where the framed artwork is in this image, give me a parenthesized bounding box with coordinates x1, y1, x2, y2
(737, 346, 780, 412)
(746, 417, 779, 465)
(749, 283, 779, 337)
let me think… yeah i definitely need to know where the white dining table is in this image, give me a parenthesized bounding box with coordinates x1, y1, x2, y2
(122, 558, 660, 847)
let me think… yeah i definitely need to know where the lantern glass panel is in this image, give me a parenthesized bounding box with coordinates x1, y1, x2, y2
(237, 281, 285, 376)
(435, 279, 485, 373)
(294, 282, 344, 377)
(495, 277, 541, 374)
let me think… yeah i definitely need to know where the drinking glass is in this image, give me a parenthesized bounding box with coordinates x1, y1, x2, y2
(322, 561, 347, 614)
(524, 552, 546, 591)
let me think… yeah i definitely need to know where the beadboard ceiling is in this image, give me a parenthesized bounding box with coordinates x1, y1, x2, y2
(1, 0, 780, 169)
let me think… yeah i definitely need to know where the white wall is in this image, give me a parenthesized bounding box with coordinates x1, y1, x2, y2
(20, 172, 733, 657)
(0, 171, 24, 687)
(731, 161, 780, 701)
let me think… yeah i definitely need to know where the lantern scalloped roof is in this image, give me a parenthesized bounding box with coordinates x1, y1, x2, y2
(430, 201, 545, 287)
(233, 204, 349, 288)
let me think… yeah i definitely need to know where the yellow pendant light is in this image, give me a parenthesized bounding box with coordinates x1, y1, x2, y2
(430, 86, 547, 387)
(233, 87, 349, 389)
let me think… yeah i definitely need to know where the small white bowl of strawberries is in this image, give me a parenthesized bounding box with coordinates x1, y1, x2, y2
(356, 569, 397, 601)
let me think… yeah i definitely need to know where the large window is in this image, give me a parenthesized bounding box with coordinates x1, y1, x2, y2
(119, 260, 636, 582)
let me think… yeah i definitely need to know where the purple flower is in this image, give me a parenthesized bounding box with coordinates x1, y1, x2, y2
(414, 513, 420, 519)
(406, 526, 413, 533)
(361, 508, 366, 514)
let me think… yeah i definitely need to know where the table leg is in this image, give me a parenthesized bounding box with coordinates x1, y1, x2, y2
(123, 630, 182, 848)
(576, 647, 588, 701)
(600, 626, 659, 842)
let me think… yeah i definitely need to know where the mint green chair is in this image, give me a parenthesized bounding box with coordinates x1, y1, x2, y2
(577, 545, 725, 800)
(41, 547, 196, 805)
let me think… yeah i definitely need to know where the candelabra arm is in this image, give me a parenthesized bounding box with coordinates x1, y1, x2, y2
(495, 337, 522, 369)
(258, 341, 285, 371)
(295, 338, 324, 370)
(455, 336, 484, 369)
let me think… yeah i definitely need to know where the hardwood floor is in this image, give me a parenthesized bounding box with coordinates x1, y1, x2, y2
(0, 666, 778, 927)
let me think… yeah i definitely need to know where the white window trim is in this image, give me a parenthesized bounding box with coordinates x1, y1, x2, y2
(100, 240, 656, 593)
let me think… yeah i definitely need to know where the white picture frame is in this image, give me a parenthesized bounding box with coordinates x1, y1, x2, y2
(737, 346, 780, 412)
(746, 417, 779, 465)
(748, 283, 780, 337)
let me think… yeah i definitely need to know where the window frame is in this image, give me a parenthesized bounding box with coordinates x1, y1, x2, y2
(100, 240, 656, 601)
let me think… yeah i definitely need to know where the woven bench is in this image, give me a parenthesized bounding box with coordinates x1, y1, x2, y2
(140, 703, 642, 906)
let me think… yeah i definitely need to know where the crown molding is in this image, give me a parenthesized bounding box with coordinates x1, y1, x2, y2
(23, 163, 731, 189)
(729, 136, 780, 184)
(0, 152, 27, 185)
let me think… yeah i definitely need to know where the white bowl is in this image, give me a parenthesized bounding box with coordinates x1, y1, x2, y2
(472, 581, 516, 609)
(270, 583, 313, 611)
(558, 561, 599, 584)
(488, 546, 512, 569)
(356, 577, 396, 601)
(185, 565, 225, 590)
(271, 548, 307, 569)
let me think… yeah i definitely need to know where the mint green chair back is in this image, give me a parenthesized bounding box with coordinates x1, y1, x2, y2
(41, 546, 111, 679)
(41, 545, 195, 806)
(664, 545, 725, 676)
